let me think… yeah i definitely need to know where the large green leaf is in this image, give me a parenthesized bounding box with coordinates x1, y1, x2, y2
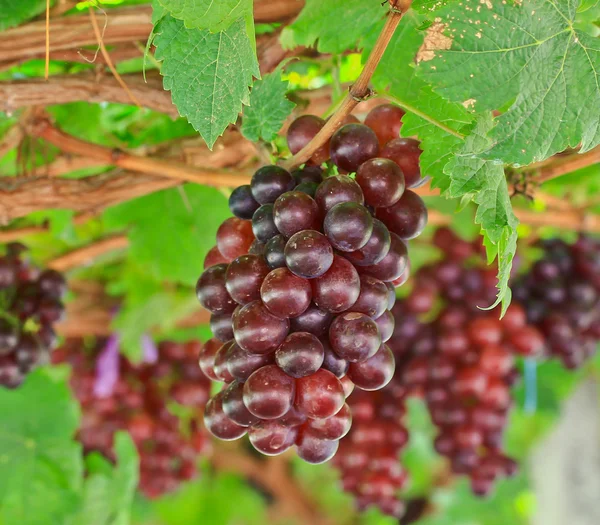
(417, 0, 600, 165)
(153, 16, 259, 148)
(158, 0, 252, 32)
(103, 185, 230, 287)
(281, 0, 386, 54)
(0, 0, 46, 30)
(241, 69, 296, 142)
(0, 369, 83, 525)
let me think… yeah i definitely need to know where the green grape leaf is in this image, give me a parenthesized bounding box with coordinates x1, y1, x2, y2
(445, 113, 518, 313)
(0, 369, 83, 525)
(241, 69, 296, 143)
(151, 0, 167, 24)
(417, 0, 600, 165)
(0, 0, 46, 30)
(281, 0, 386, 54)
(158, 0, 252, 32)
(103, 185, 230, 287)
(153, 16, 259, 149)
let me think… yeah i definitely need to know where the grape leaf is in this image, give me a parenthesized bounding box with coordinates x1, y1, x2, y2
(444, 113, 518, 313)
(153, 16, 259, 148)
(158, 0, 252, 32)
(241, 69, 296, 143)
(416, 0, 600, 165)
(0, 0, 46, 30)
(0, 369, 83, 525)
(103, 185, 230, 287)
(281, 0, 386, 54)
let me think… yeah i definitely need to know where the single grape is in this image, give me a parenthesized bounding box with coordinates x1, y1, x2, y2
(312, 255, 360, 313)
(347, 344, 395, 391)
(295, 369, 345, 419)
(294, 181, 319, 197)
(198, 338, 221, 381)
(264, 234, 287, 269)
(285, 230, 334, 279)
(345, 219, 392, 267)
(37, 269, 67, 299)
(261, 267, 312, 318)
(213, 341, 235, 383)
(314, 175, 364, 214)
(373, 310, 395, 343)
(210, 312, 234, 342)
(229, 184, 260, 219)
(226, 342, 274, 382)
(381, 138, 423, 188)
(352, 275, 389, 319)
(216, 217, 254, 259)
(321, 339, 349, 378)
(330, 124, 380, 173)
(296, 428, 340, 464)
(376, 190, 427, 240)
(292, 166, 323, 185)
(275, 332, 324, 378)
(358, 233, 408, 282)
(289, 304, 334, 337)
(222, 381, 259, 426)
(204, 392, 247, 440)
(273, 191, 320, 237)
(252, 204, 279, 243)
(196, 264, 236, 314)
(204, 246, 229, 269)
(324, 202, 374, 252)
(355, 158, 405, 208)
(364, 104, 405, 145)
(250, 166, 295, 204)
(249, 420, 299, 455)
(243, 365, 296, 419)
(287, 115, 329, 165)
(329, 312, 382, 363)
(306, 402, 352, 440)
(248, 240, 266, 255)
(225, 255, 270, 305)
(233, 300, 290, 354)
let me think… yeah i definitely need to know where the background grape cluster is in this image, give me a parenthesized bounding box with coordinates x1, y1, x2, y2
(0, 243, 66, 388)
(195, 104, 428, 463)
(54, 338, 211, 499)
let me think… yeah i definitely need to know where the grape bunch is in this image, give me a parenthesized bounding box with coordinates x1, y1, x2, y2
(0, 243, 66, 388)
(513, 235, 600, 369)
(388, 228, 543, 498)
(54, 338, 211, 499)
(196, 103, 427, 463)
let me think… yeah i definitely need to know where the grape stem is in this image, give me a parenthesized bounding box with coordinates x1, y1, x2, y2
(281, 2, 410, 170)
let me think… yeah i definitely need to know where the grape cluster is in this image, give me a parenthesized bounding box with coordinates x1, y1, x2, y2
(0, 243, 66, 388)
(54, 338, 211, 499)
(513, 235, 600, 369)
(388, 228, 542, 498)
(196, 104, 427, 463)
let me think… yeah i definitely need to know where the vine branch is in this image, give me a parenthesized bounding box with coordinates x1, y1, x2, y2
(48, 235, 129, 272)
(282, 2, 409, 169)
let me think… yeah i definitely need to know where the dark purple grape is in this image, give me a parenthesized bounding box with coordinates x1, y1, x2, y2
(330, 124, 380, 173)
(252, 204, 279, 243)
(324, 202, 374, 252)
(226, 342, 274, 382)
(295, 369, 344, 419)
(0, 320, 18, 354)
(381, 138, 423, 188)
(14, 334, 43, 373)
(287, 116, 329, 165)
(296, 428, 339, 464)
(204, 392, 247, 440)
(248, 240, 266, 255)
(229, 184, 260, 220)
(198, 338, 221, 381)
(233, 301, 289, 354)
(225, 255, 270, 305)
(311, 256, 360, 313)
(376, 190, 428, 240)
(294, 182, 319, 197)
(275, 332, 324, 378)
(364, 104, 405, 146)
(285, 230, 334, 279)
(264, 234, 287, 269)
(210, 312, 234, 342)
(243, 365, 296, 419)
(222, 381, 259, 426)
(251, 166, 295, 204)
(289, 304, 333, 337)
(306, 402, 352, 440)
(352, 275, 389, 319)
(321, 340, 349, 378)
(314, 176, 364, 214)
(37, 269, 67, 299)
(374, 310, 395, 342)
(261, 268, 312, 319)
(329, 312, 381, 363)
(345, 219, 391, 267)
(359, 233, 408, 282)
(216, 218, 254, 259)
(292, 166, 323, 185)
(249, 420, 299, 455)
(273, 191, 320, 237)
(355, 158, 405, 208)
(37, 299, 64, 324)
(213, 341, 235, 383)
(196, 264, 236, 314)
(204, 246, 229, 269)
(0, 354, 23, 389)
(347, 344, 394, 391)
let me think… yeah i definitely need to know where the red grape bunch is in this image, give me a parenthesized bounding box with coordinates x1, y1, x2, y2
(388, 228, 544, 498)
(54, 338, 211, 499)
(196, 103, 428, 463)
(0, 243, 66, 388)
(513, 235, 600, 369)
